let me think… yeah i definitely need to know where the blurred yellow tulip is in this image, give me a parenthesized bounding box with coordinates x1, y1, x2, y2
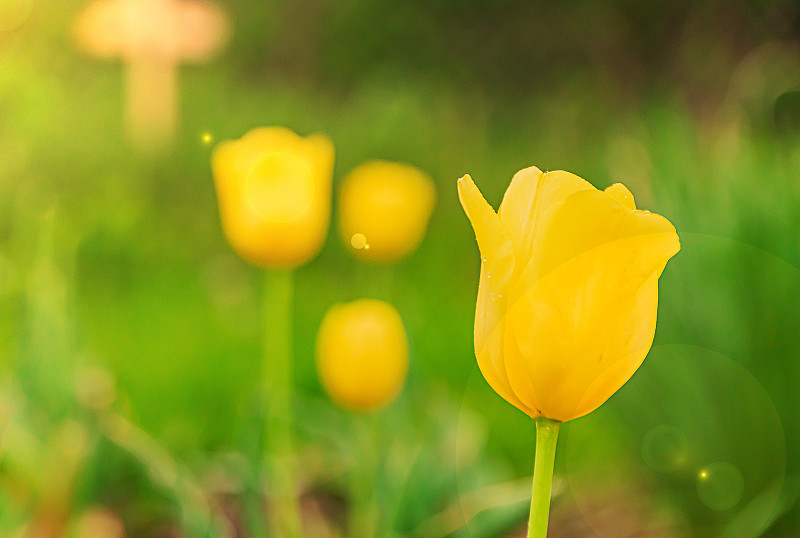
(458, 167, 680, 423)
(338, 161, 436, 262)
(211, 127, 334, 268)
(316, 299, 409, 412)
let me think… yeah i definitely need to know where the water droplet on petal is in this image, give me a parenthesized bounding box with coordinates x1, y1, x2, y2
(486, 272, 492, 279)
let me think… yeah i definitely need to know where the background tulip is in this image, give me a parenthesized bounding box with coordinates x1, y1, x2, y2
(212, 127, 334, 535)
(212, 126, 334, 268)
(316, 299, 409, 412)
(338, 161, 436, 263)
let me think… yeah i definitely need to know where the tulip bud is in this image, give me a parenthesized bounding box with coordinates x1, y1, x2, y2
(338, 161, 436, 262)
(458, 167, 680, 422)
(211, 127, 334, 268)
(316, 299, 409, 412)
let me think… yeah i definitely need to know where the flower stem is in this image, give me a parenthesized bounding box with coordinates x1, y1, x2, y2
(527, 416, 561, 538)
(263, 269, 302, 537)
(348, 413, 379, 538)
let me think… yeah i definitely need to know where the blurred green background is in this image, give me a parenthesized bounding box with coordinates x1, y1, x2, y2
(1, 0, 799, 536)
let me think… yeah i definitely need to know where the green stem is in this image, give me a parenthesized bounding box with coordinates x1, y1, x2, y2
(349, 413, 379, 538)
(263, 269, 302, 537)
(528, 417, 561, 538)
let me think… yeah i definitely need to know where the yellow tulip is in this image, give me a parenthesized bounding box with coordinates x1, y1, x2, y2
(338, 161, 436, 262)
(316, 299, 408, 412)
(458, 167, 680, 423)
(211, 126, 334, 268)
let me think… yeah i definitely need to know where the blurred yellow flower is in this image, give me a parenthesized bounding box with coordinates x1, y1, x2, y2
(316, 299, 409, 412)
(338, 161, 436, 262)
(211, 127, 334, 268)
(458, 167, 680, 422)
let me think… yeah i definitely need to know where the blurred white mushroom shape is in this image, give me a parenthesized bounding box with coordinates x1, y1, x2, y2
(73, 0, 229, 151)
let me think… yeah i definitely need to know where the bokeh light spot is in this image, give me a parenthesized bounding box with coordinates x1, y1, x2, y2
(641, 424, 689, 473)
(201, 132, 213, 145)
(696, 461, 745, 511)
(350, 233, 368, 250)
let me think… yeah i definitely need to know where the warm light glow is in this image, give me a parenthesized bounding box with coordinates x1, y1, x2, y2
(244, 151, 315, 223)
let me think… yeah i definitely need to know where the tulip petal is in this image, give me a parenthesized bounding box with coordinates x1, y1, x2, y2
(211, 140, 247, 212)
(498, 168, 595, 260)
(605, 183, 636, 210)
(525, 189, 678, 285)
(570, 274, 658, 419)
(474, 270, 538, 417)
(241, 126, 299, 152)
(504, 188, 679, 421)
(458, 175, 535, 415)
(457, 175, 513, 274)
(306, 134, 336, 177)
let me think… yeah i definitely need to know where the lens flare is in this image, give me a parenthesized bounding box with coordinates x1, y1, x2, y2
(697, 461, 745, 511)
(641, 424, 689, 473)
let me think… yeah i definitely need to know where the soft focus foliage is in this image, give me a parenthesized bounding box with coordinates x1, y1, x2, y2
(1, 0, 799, 536)
(458, 169, 679, 422)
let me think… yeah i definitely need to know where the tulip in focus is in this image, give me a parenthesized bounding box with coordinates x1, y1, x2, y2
(212, 127, 334, 268)
(316, 299, 409, 412)
(338, 161, 436, 262)
(458, 167, 680, 422)
(459, 166, 680, 537)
